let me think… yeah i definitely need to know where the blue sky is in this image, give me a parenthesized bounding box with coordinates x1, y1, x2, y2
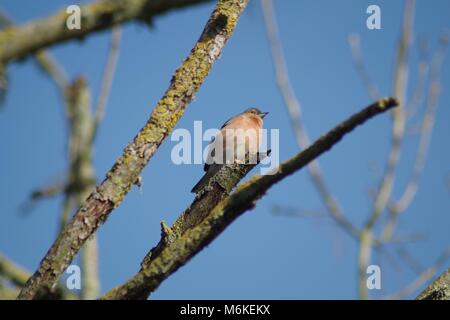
(0, 0, 449, 299)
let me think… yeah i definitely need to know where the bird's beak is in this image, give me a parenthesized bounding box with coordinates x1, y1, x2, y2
(260, 111, 269, 118)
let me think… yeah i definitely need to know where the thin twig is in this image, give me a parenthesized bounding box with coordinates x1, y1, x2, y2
(0, 254, 30, 287)
(395, 244, 424, 274)
(272, 205, 327, 219)
(394, 34, 447, 213)
(405, 39, 429, 119)
(93, 26, 122, 136)
(260, 0, 359, 239)
(347, 33, 381, 100)
(81, 237, 100, 300)
(0, 287, 19, 300)
(380, 33, 448, 242)
(366, 0, 415, 230)
(59, 195, 73, 231)
(0, 9, 69, 107)
(19, 182, 65, 215)
(359, 0, 415, 300)
(34, 51, 69, 98)
(0, 254, 76, 299)
(384, 246, 450, 300)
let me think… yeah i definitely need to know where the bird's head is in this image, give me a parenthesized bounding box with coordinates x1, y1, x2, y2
(243, 107, 269, 119)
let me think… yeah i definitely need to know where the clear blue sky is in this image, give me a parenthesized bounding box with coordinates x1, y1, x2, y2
(1, 0, 449, 299)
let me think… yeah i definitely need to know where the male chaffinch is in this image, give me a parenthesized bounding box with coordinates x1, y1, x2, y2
(191, 107, 268, 193)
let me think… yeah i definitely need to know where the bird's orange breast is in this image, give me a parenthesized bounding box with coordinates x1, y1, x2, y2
(216, 114, 263, 163)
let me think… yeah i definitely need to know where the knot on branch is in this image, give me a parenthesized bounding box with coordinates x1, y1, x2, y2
(377, 97, 399, 110)
(160, 221, 175, 245)
(203, 13, 228, 39)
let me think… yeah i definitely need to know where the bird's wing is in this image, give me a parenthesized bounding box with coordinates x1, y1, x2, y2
(204, 113, 242, 171)
(204, 135, 215, 172)
(220, 118, 231, 129)
(220, 113, 239, 129)
(192, 163, 222, 193)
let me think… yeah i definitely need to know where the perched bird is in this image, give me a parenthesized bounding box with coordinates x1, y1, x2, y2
(191, 107, 268, 193)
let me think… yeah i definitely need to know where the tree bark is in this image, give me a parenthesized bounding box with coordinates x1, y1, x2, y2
(16, 0, 249, 300)
(0, 0, 211, 64)
(416, 267, 450, 300)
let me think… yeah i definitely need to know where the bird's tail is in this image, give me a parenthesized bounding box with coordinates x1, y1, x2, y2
(191, 165, 221, 193)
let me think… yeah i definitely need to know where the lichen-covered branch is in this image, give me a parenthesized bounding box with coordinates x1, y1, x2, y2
(17, 0, 249, 300)
(140, 152, 269, 269)
(100, 97, 398, 300)
(416, 267, 450, 300)
(0, 0, 212, 64)
(0, 9, 69, 107)
(78, 29, 122, 299)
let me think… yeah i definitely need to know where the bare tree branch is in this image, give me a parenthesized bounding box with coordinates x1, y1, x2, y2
(405, 39, 429, 119)
(272, 205, 327, 219)
(63, 77, 100, 299)
(260, 0, 359, 239)
(0, 254, 30, 287)
(0, 0, 212, 64)
(0, 254, 76, 299)
(17, 0, 250, 300)
(395, 244, 424, 274)
(384, 246, 450, 300)
(396, 36, 446, 212)
(366, 0, 415, 230)
(20, 182, 65, 215)
(93, 26, 122, 135)
(380, 34, 448, 242)
(80, 237, 100, 300)
(140, 151, 270, 268)
(0, 287, 19, 300)
(34, 51, 69, 97)
(0, 9, 69, 108)
(358, 0, 415, 300)
(347, 33, 381, 100)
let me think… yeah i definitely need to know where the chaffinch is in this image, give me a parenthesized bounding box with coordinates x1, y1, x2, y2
(191, 107, 268, 193)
